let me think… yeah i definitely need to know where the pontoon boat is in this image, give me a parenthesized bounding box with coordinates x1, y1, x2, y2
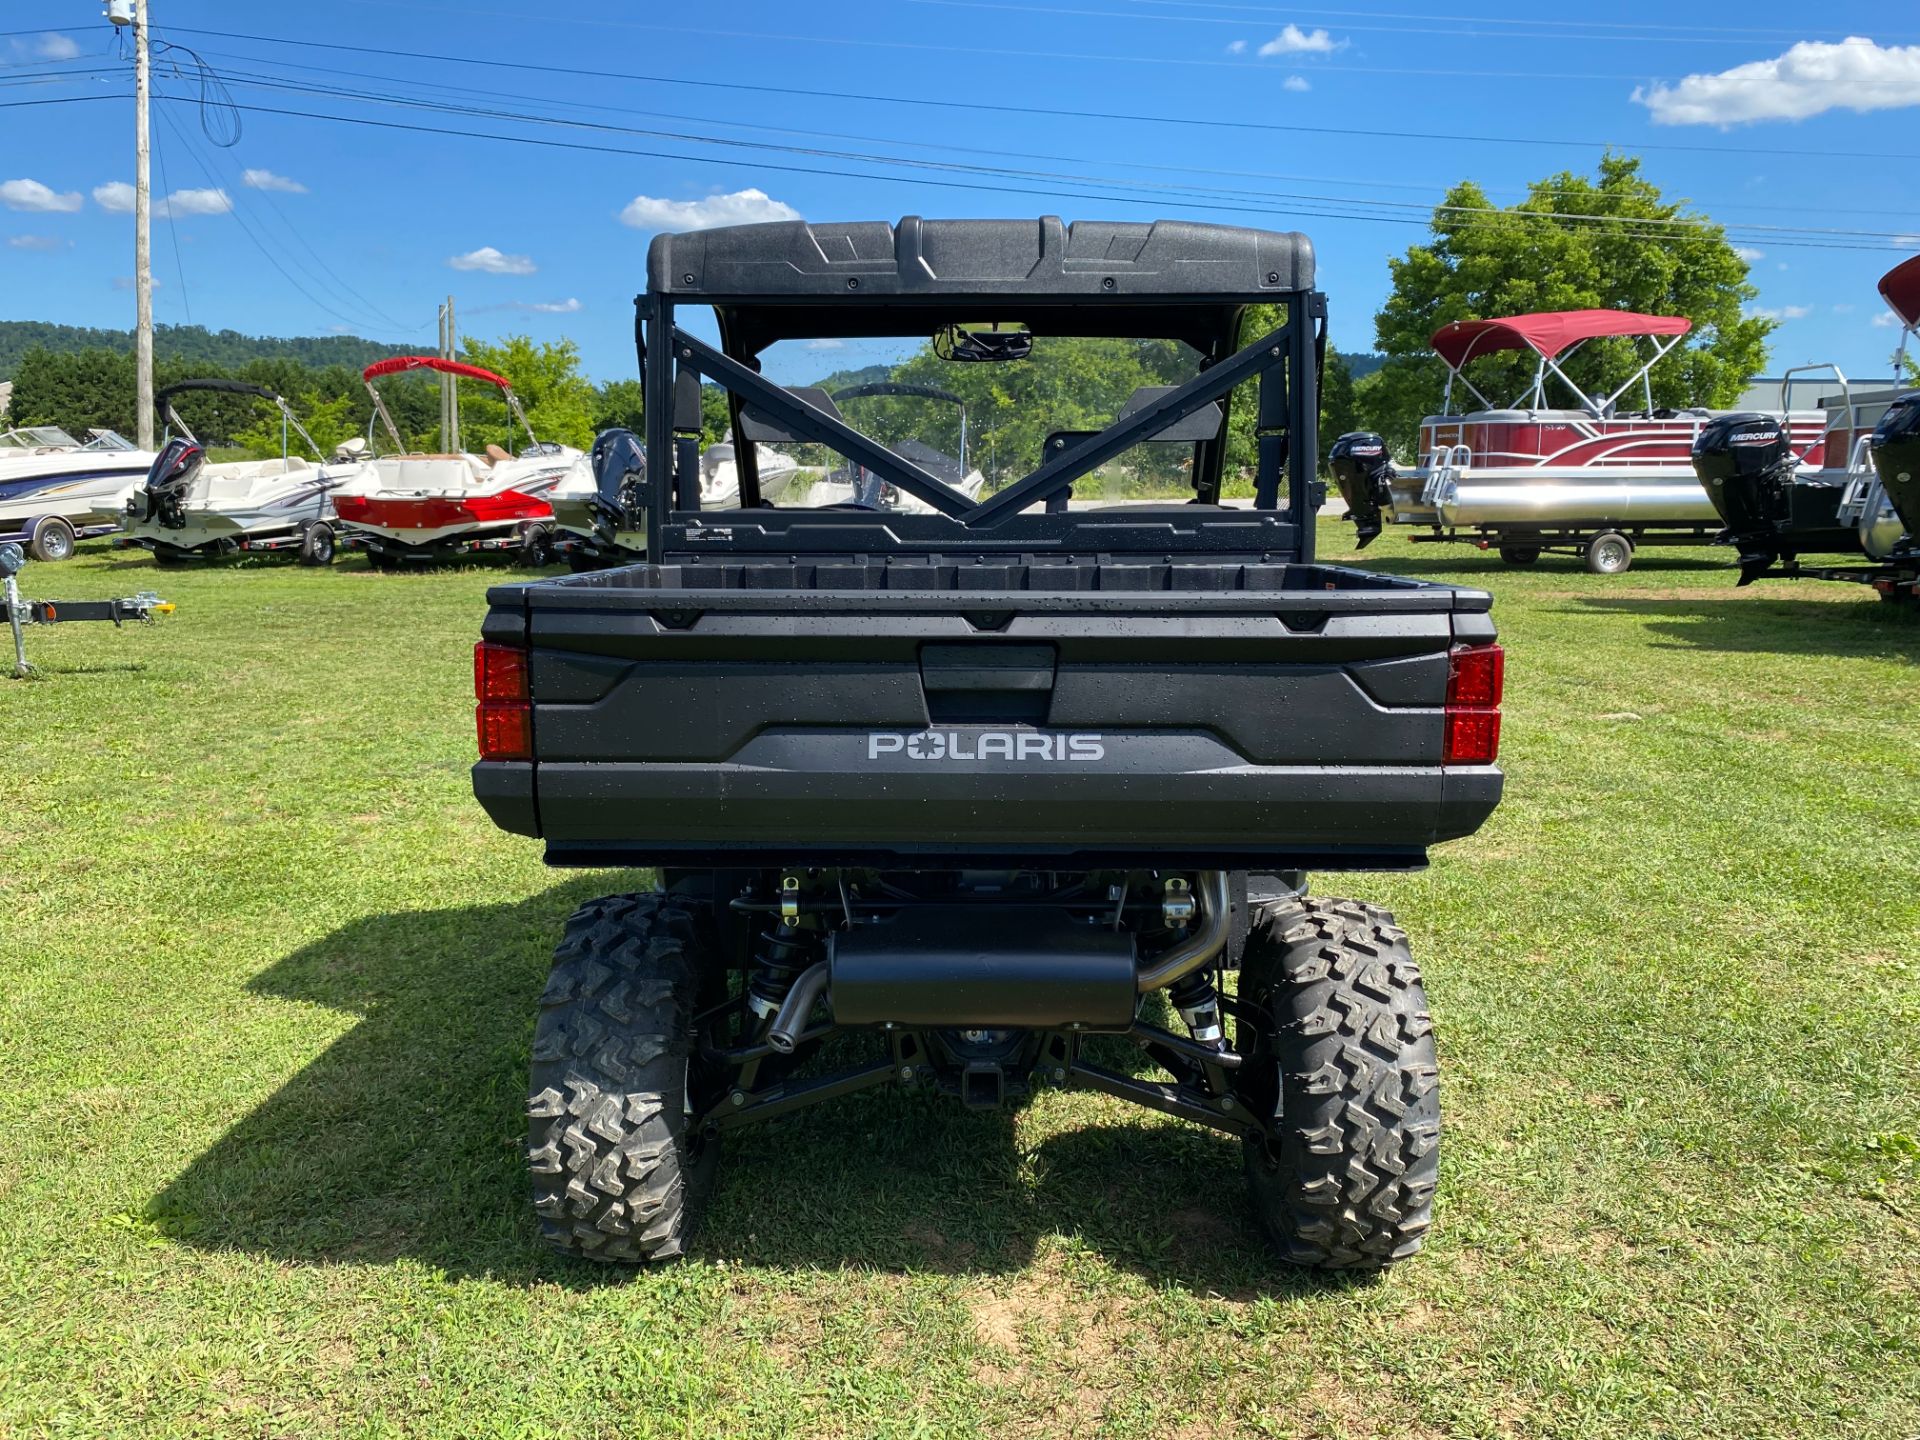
(1329, 310, 1827, 573)
(123, 379, 378, 565)
(1690, 256, 1919, 601)
(331, 356, 581, 567)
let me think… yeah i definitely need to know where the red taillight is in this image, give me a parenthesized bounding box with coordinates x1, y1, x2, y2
(1444, 642, 1504, 766)
(475, 641, 531, 760)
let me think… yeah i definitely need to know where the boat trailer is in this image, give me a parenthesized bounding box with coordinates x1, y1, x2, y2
(1, 542, 174, 678)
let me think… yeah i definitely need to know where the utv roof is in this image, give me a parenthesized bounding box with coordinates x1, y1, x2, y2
(647, 217, 1313, 343)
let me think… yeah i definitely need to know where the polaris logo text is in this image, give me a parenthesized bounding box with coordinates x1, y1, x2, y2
(868, 731, 1106, 762)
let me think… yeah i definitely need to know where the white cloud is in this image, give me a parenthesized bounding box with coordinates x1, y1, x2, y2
(1733, 246, 1764, 262)
(155, 187, 232, 218)
(804, 338, 847, 351)
(1, 178, 82, 214)
(111, 275, 162, 291)
(618, 187, 801, 232)
(8, 234, 67, 251)
(35, 33, 81, 60)
(241, 168, 307, 194)
(1895, 234, 1920, 250)
(1748, 304, 1812, 321)
(1225, 39, 1246, 55)
(518, 297, 581, 313)
(1257, 25, 1340, 58)
(448, 245, 537, 275)
(1635, 37, 1920, 126)
(93, 180, 135, 213)
(1283, 75, 1311, 93)
(1873, 311, 1903, 328)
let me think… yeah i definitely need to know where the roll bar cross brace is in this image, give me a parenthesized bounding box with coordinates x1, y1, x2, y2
(640, 292, 1325, 551)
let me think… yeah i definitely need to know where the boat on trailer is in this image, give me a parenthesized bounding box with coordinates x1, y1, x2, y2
(1328, 309, 1827, 573)
(122, 378, 378, 566)
(1691, 256, 1920, 603)
(331, 356, 581, 568)
(0, 425, 155, 562)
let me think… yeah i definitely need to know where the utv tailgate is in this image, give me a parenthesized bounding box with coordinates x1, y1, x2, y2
(474, 561, 1503, 869)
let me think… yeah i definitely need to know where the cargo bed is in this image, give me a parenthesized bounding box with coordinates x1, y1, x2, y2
(474, 557, 1503, 870)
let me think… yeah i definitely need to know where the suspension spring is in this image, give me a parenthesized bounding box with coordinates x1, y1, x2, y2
(1168, 970, 1224, 1048)
(747, 920, 816, 1022)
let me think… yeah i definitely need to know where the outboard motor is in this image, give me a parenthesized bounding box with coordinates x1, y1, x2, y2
(1869, 392, 1920, 550)
(1327, 431, 1394, 549)
(1691, 413, 1856, 584)
(589, 427, 649, 540)
(137, 437, 206, 530)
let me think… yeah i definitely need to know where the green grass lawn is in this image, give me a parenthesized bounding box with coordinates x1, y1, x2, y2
(2, 525, 1916, 1438)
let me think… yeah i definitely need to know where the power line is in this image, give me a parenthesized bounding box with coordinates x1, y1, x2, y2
(193, 63, 1920, 246)
(182, 40, 1920, 222)
(151, 91, 1910, 253)
(909, 0, 1920, 50)
(164, 25, 1920, 163)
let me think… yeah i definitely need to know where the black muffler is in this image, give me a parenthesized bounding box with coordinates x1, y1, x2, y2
(824, 907, 1138, 1031)
(1328, 432, 1394, 549)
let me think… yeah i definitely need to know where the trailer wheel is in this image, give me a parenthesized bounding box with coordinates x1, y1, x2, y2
(516, 523, 553, 568)
(298, 522, 337, 567)
(1234, 897, 1440, 1270)
(1497, 545, 1540, 567)
(527, 893, 721, 1263)
(1585, 532, 1634, 575)
(151, 545, 193, 569)
(28, 518, 75, 563)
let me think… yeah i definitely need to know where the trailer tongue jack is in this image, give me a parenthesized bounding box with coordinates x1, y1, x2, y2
(1, 542, 174, 678)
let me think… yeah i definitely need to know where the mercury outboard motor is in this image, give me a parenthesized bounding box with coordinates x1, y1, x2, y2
(1327, 431, 1394, 549)
(1868, 391, 1920, 550)
(1691, 413, 1855, 584)
(137, 437, 206, 530)
(589, 426, 649, 537)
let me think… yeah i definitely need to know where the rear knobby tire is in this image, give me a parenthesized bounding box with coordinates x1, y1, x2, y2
(1236, 897, 1440, 1270)
(527, 893, 719, 1263)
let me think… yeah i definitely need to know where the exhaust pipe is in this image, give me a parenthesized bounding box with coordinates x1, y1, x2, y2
(765, 959, 831, 1054)
(1136, 870, 1230, 992)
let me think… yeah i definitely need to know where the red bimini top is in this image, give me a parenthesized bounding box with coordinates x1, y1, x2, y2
(362, 355, 514, 390)
(1879, 255, 1920, 329)
(1430, 311, 1693, 369)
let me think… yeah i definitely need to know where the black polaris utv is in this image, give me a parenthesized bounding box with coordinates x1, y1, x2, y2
(472, 217, 1507, 1269)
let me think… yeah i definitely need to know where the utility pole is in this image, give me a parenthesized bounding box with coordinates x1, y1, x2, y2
(110, 0, 155, 449)
(437, 295, 460, 452)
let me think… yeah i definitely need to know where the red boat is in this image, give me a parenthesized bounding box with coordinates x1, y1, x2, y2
(332, 356, 582, 567)
(1347, 310, 1828, 573)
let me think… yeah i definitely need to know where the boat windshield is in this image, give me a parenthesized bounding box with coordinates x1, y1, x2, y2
(0, 426, 81, 451)
(79, 430, 137, 451)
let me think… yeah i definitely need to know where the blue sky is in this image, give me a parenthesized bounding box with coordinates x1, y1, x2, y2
(2, 1, 1917, 387)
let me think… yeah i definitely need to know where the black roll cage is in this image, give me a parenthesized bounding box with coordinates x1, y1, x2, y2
(630, 217, 1327, 562)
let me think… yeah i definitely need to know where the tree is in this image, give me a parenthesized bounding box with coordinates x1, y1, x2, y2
(592, 378, 646, 435)
(1362, 154, 1771, 454)
(459, 335, 595, 451)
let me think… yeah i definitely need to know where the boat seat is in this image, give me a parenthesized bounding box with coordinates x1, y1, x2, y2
(372, 455, 484, 492)
(486, 443, 513, 466)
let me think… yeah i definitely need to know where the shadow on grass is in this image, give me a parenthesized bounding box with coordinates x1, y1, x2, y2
(1571, 594, 1920, 658)
(1349, 548, 1727, 580)
(151, 879, 1347, 1300)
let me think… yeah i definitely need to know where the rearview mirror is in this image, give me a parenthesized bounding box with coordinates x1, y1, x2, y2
(936, 325, 1032, 363)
